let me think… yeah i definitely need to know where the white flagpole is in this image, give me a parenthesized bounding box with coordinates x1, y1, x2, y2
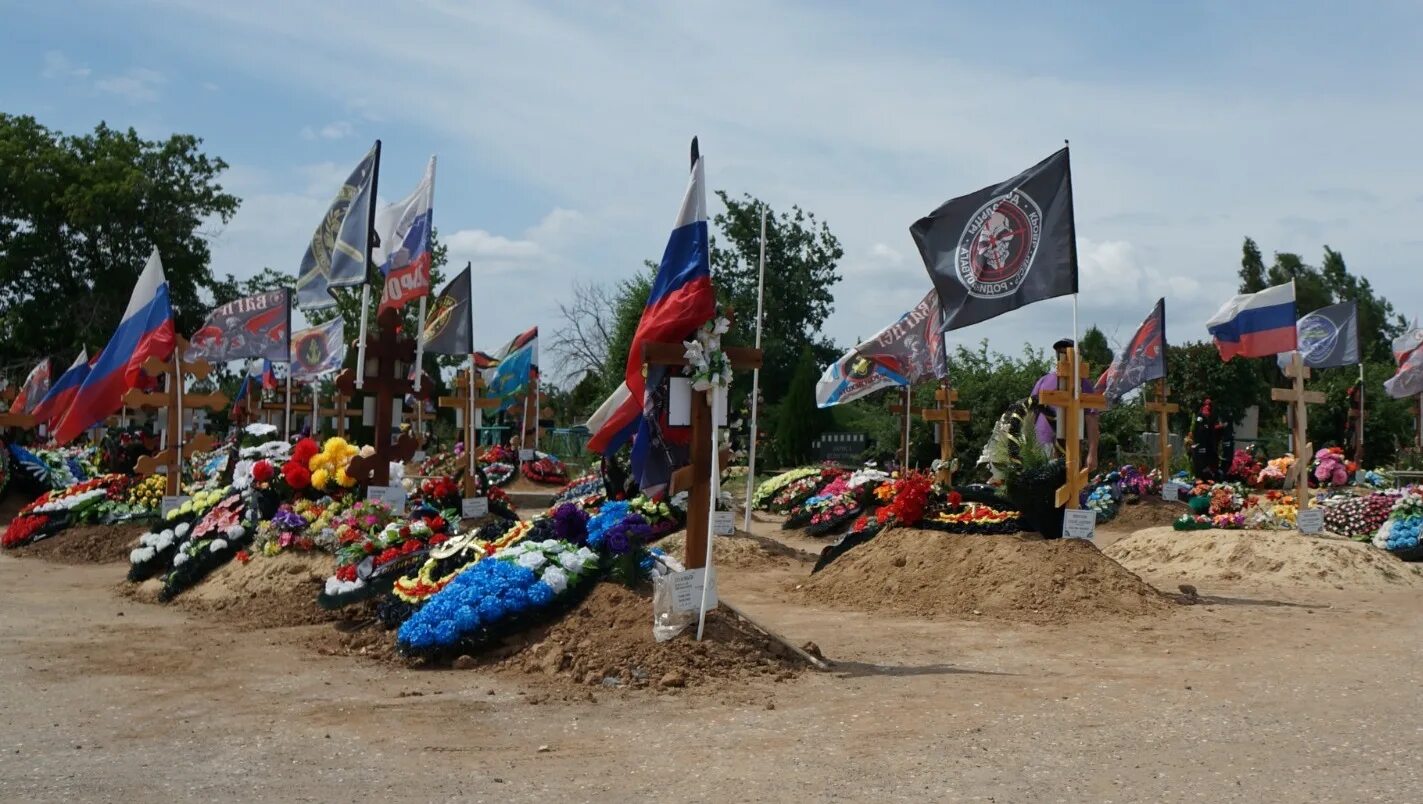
(355, 286, 371, 389)
(174, 348, 185, 483)
(742, 208, 767, 533)
(697, 386, 724, 641)
(520, 384, 531, 452)
(467, 355, 477, 479)
(284, 368, 292, 440)
(413, 295, 427, 394)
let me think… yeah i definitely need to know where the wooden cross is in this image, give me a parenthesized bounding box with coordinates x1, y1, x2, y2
(122, 337, 230, 496)
(643, 340, 763, 570)
(260, 393, 312, 440)
(318, 388, 357, 440)
(1271, 352, 1326, 506)
(887, 388, 928, 469)
(437, 368, 501, 496)
(1143, 379, 1180, 479)
(921, 381, 971, 484)
(1037, 348, 1107, 509)
(336, 308, 421, 487)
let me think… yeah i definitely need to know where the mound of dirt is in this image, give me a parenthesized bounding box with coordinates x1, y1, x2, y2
(1104, 527, 1423, 590)
(17, 523, 149, 564)
(802, 528, 1172, 622)
(174, 553, 348, 629)
(496, 583, 804, 691)
(658, 531, 814, 569)
(1100, 498, 1187, 532)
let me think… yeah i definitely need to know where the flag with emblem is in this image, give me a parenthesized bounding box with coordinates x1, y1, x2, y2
(911, 148, 1077, 331)
(9, 358, 52, 416)
(185, 289, 291, 363)
(816, 289, 946, 408)
(421, 263, 472, 355)
(295, 142, 380, 311)
(1096, 298, 1167, 404)
(1275, 301, 1359, 370)
(289, 319, 346, 381)
(375, 156, 435, 314)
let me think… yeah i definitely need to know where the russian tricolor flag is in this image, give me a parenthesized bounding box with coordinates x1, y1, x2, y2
(586, 140, 716, 455)
(376, 156, 435, 314)
(30, 349, 90, 428)
(1207, 281, 1296, 361)
(53, 249, 175, 443)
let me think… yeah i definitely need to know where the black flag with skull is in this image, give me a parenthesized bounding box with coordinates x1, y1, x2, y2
(910, 147, 1077, 331)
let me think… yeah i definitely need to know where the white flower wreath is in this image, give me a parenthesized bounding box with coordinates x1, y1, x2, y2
(683, 315, 732, 393)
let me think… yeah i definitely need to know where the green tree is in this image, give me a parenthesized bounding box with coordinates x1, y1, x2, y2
(1319, 246, 1406, 364)
(710, 192, 843, 404)
(1078, 325, 1113, 372)
(773, 347, 830, 464)
(1239, 237, 1266, 293)
(1165, 341, 1270, 430)
(0, 114, 239, 375)
(1266, 251, 1332, 315)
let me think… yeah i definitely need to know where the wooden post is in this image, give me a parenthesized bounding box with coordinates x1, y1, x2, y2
(921, 381, 971, 484)
(887, 389, 925, 470)
(1143, 379, 1180, 479)
(1271, 352, 1327, 506)
(645, 341, 763, 570)
(437, 368, 500, 496)
(337, 308, 423, 487)
(123, 337, 229, 496)
(1037, 347, 1107, 510)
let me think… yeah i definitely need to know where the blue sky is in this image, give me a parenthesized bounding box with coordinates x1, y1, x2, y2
(4, 1, 1422, 382)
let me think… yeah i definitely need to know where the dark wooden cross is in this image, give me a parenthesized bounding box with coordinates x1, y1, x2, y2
(644, 341, 763, 571)
(1271, 352, 1326, 506)
(1037, 348, 1107, 510)
(123, 337, 230, 496)
(437, 368, 501, 496)
(336, 308, 421, 487)
(922, 381, 971, 484)
(317, 388, 358, 440)
(1143, 379, 1180, 479)
(260, 392, 312, 440)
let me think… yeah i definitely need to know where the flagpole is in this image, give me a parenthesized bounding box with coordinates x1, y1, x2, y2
(467, 354, 477, 479)
(903, 385, 912, 468)
(533, 345, 541, 452)
(355, 139, 382, 391)
(520, 384, 531, 453)
(696, 385, 723, 641)
(284, 368, 292, 440)
(742, 207, 768, 533)
(1357, 361, 1365, 465)
(413, 295, 427, 395)
(174, 347, 185, 490)
(1065, 138, 1083, 464)
(311, 382, 319, 438)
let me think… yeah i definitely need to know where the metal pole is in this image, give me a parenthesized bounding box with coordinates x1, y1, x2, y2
(696, 386, 723, 641)
(742, 207, 767, 533)
(284, 369, 292, 440)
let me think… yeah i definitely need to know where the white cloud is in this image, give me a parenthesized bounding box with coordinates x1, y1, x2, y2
(93, 68, 166, 103)
(40, 51, 90, 80)
(142, 0, 1423, 371)
(299, 120, 354, 141)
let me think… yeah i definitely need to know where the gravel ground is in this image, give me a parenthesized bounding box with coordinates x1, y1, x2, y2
(1, 536, 1420, 802)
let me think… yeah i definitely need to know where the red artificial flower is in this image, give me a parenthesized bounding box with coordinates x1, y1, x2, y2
(252, 460, 275, 483)
(376, 547, 401, 566)
(398, 526, 411, 539)
(948, 491, 963, 507)
(292, 438, 321, 464)
(428, 516, 446, 532)
(235, 549, 252, 564)
(282, 463, 312, 490)
(428, 533, 448, 545)
(336, 565, 358, 582)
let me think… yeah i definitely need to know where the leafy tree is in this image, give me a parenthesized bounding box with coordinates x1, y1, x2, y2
(773, 347, 830, 464)
(1266, 251, 1332, 315)
(1239, 237, 1266, 293)
(1319, 246, 1406, 364)
(599, 271, 655, 400)
(710, 192, 843, 404)
(0, 114, 239, 375)
(1078, 325, 1113, 373)
(1165, 341, 1269, 430)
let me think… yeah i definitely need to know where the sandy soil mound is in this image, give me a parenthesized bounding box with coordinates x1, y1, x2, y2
(1104, 527, 1423, 589)
(497, 583, 804, 691)
(659, 531, 814, 569)
(802, 528, 1172, 622)
(174, 553, 347, 629)
(17, 523, 149, 564)
(1101, 498, 1188, 532)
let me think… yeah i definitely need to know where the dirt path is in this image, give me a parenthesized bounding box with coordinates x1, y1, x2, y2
(3, 538, 1422, 801)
